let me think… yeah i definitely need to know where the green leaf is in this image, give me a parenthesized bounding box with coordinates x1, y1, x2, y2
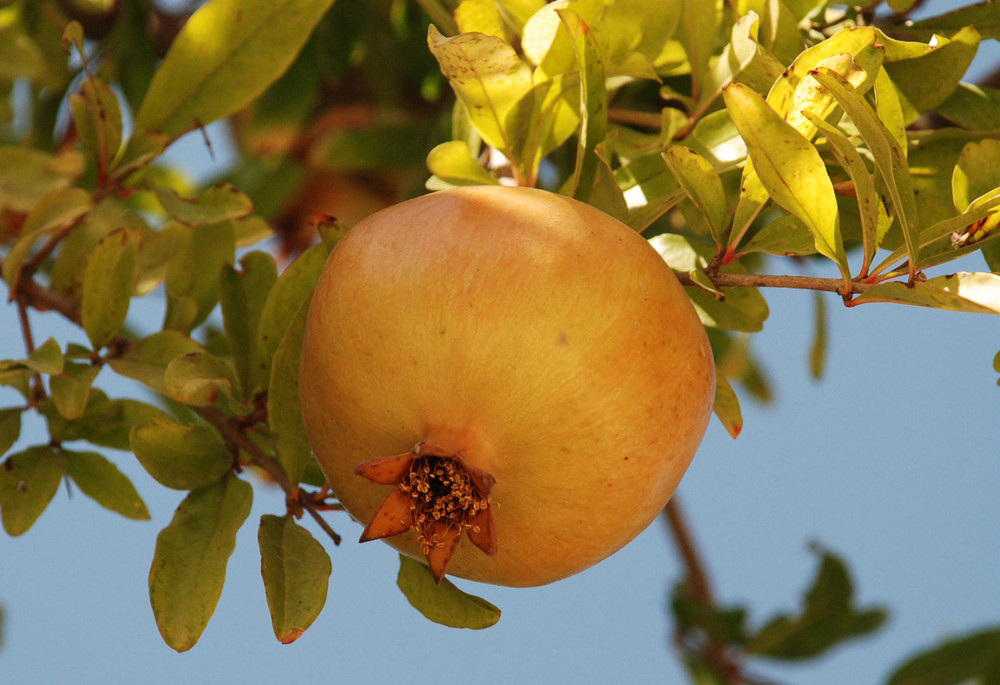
(163, 222, 235, 333)
(935, 83, 1000, 130)
(809, 291, 827, 380)
(907, 3, 1000, 41)
(765, 26, 881, 120)
(852, 273, 1000, 314)
(662, 145, 728, 244)
(428, 25, 533, 163)
(650, 233, 770, 332)
(952, 140, 1000, 213)
(746, 544, 887, 659)
(130, 418, 232, 490)
(671, 579, 749, 646)
(131, 0, 335, 143)
(258, 514, 332, 644)
(0, 25, 47, 81)
(49, 361, 101, 420)
(888, 627, 1000, 685)
(257, 243, 328, 386)
(1, 186, 93, 287)
(396, 555, 501, 629)
(64, 449, 150, 520)
(0, 446, 66, 536)
(810, 66, 920, 279)
(219, 251, 278, 399)
(69, 77, 124, 169)
(43, 390, 172, 451)
(426, 140, 499, 187)
(558, 8, 607, 204)
(738, 214, 819, 258)
(163, 352, 237, 407)
(723, 83, 848, 279)
(25, 338, 64, 376)
(805, 113, 884, 273)
(108, 330, 205, 394)
(0, 147, 84, 214)
(151, 183, 255, 226)
(82, 227, 140, 349)
(677, 0, 720, 101)
(268, 298, 313, 484)
(148, 474, 252, 652)
(881, 27, 980, 125)
(0, 408, 21, 457)
(712, 373, 743, 439)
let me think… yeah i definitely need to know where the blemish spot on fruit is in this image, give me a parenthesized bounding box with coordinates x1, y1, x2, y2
(558, 332, 569, 346)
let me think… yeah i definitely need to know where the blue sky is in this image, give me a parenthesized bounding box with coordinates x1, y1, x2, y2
(2, 2, 999, 684)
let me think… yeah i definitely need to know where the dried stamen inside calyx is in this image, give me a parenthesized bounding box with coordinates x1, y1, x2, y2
(355, 442, 497, 582)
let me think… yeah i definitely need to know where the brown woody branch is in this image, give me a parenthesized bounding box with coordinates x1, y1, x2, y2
(674, 270, 880, 300)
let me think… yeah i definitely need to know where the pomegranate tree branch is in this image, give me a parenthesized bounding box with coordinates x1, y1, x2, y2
(674, 269, 878, 298)
(664, 497, 714, 605)
(195, 405, 342, 546)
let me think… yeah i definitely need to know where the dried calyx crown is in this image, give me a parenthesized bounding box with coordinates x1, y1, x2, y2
(355, 441, 497, 582)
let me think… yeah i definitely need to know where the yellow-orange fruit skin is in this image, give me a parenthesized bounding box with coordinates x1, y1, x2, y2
(299, 186, 715, 587)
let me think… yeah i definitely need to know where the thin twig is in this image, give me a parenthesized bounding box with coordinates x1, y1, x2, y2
(664, 497, 714, 605)
(674, 269, 880, 299)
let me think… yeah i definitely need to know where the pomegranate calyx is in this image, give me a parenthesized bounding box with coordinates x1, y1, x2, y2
(355, 441, 497, 582)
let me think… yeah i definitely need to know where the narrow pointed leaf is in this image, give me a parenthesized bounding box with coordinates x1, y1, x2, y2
(82, 227, 140, 349)
(163, 222, 235, 333)
(131, 0, 335, 143)
(724, 83, 847, 278)
(677, 0, 720, 101)
(258, 515, 332, 644)
(558, 9, 607, 203)
(149, 474, 252, 652)
(268, 299, 313, 485)
(152, 183, 254, 226)
(219, 251, 278, 399)
(713, 374, 743, 439)
(0, 446, 66, 536)
(887, 627, 1000, 685)
(69, 77, 123, 169)
(811, 66, 920, 278)
(662, 145, 728, 244)
(64, 449, 150, 520)
(130, 418, 232, 490)
(396, 554, 501, 629)
(805, 113, 882, 271)
(257, 243, 327, 386)
(853, 272, 1000, 314)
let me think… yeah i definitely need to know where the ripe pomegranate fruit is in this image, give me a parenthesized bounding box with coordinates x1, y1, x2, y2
(299, 186, 715, 587)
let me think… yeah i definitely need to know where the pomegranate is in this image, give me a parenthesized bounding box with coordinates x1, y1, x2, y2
(298, 186, 714, 587)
